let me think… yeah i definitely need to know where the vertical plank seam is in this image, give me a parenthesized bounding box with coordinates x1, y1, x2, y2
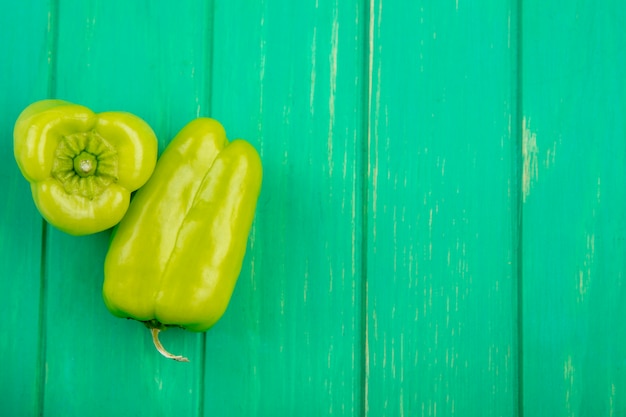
(37, 0, 59, 414)
(198, 1, 216, 416)
(37, 221, 48, 417)
(360, 0, 375, 415)
(513, 0, 525, 415)
(203, 0, 215, 119)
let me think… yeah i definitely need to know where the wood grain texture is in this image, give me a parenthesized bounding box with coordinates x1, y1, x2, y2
(40, 1, 211, 416)
(206, 0, 365, 414)
(0, 0, 625, 416)
(521, 1, 626, 415)
(365, 1, 519, 415)
(0, 2, 52, 415)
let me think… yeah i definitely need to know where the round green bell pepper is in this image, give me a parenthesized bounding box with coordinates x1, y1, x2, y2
(103, 118, 262, 362)
(14, 99, 158, 235)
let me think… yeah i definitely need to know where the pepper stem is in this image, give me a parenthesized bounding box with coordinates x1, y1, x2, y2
(73, 151, 97, 177)
(150, 328, 189, 362)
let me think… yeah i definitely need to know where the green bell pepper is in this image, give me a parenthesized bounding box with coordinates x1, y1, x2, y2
(13, 99, 158, 235)
(102, 118, 262, 361)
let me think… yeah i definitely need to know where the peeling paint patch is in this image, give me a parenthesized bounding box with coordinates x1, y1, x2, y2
(310, 26, 317, 113)
(522, 117, 539, 202)
(544, 139, 557, 169)
(327, 14, 338, 177)
(610, 383, 616, 416)
(577, 233, 595, 303)
(564, 356, 575, 414)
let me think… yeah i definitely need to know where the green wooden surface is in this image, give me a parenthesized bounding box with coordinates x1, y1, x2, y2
(0, 1, 624, 416)
(365, 1, 518, 415)
(521, 1, 626, 415)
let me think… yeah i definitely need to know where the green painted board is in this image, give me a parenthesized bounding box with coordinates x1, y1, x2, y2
(521, 1, 626, 415)
(206, 0, 364, 414)
(365, 1, 519, 415)
(40, 2, 210, 416)
(0, 2, 51, 416)
(1, 0, 625, 416)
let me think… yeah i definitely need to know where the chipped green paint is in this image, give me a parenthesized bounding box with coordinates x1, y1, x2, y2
(522, 117, 539, 202)
(0, 0, 624, 416)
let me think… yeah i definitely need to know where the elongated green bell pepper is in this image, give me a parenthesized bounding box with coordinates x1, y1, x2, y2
(14, 99, 158, 235)
(103, 118, 262, 361)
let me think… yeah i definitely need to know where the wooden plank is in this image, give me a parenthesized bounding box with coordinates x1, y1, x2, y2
(40, 1, 211, 415)
(0, 1, 52, 415)
(521, 1, 626, 415)
(205, 0, 365, 414)
(365, 1, 519, 415)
